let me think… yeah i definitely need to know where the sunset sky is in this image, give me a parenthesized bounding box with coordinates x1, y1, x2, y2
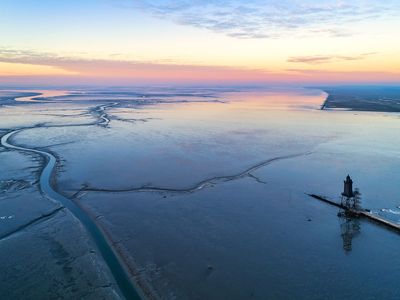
(1, 0, 400, 85)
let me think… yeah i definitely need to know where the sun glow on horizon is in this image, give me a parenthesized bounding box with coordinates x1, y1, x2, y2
(1, 0, 399, 85)
(0, 62, 76, 76)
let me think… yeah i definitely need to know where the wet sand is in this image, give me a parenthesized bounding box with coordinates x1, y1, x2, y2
(1, 87, 400, 299)
(1, 98, 143, 299)
(0, 89, 230, 299)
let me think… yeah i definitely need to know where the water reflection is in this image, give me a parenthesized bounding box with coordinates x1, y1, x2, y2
(338, 188, 362, 253)
(338, 211, 361, 253)
(13, 90, 70, 102)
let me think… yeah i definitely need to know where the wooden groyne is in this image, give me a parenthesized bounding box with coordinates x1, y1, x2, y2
(308, 194, 400, 233)
(308, 194, 344, 209)
(360, 211, 400, 232)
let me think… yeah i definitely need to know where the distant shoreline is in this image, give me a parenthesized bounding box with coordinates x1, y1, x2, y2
(318, 86, 400, 112)
(320, 92, 328, 110)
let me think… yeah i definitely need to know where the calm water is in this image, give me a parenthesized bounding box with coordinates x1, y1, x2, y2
(1, 87, 400, 299)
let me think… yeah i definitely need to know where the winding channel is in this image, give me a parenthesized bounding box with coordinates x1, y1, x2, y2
(1, 103, 141, 300)
(1, 97, 311, 299)
(84, 152, 311, 194)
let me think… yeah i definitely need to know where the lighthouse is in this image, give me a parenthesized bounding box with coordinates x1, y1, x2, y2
(342, 175, 354, 198)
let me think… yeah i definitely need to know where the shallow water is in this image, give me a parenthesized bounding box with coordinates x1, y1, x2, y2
(1, 87, 400, 299)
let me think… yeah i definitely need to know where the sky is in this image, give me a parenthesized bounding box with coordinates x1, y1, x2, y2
(0, 0, 400, 86)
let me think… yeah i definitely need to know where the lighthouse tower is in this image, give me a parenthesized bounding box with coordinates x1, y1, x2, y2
(342, 175, 354, 198)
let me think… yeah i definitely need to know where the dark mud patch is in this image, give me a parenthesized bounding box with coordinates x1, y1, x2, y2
(110, 116, 161, 124)
(0, 179, 32, 194)
(0, 207, 64, 241)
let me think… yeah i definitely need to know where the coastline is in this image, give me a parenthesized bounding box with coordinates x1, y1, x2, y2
(319, 86, 400, 112)
(320, 91, 329, 110)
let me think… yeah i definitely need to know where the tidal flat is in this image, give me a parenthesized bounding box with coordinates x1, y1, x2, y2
(1, 87, 400, 299)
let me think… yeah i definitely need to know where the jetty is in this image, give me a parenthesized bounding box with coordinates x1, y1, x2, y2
(309, 193, 400, 233)
(308, 175, 400, 233)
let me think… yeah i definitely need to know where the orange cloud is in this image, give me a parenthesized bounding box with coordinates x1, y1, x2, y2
(0, 53, 399, 85)
(0, 62, 76, 76)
